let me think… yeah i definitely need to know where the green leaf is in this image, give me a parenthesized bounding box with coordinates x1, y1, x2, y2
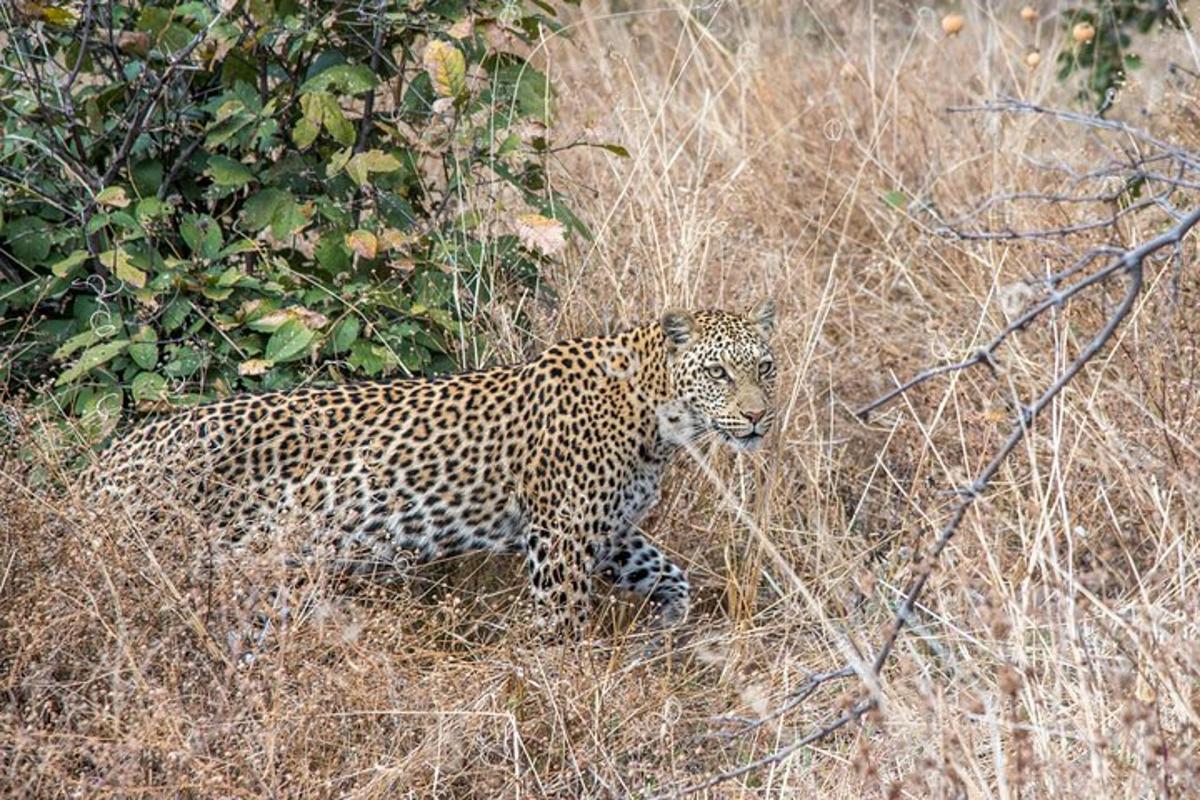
(300, 64, 379, 94)
(162, 298, 192, 332)
(131, 371, 168, 402)
(131, 159, 164, 197)
(315, 230, 351, 273)
(292, 116, 320, 149)
(345, 150, 402, 187)
(162, 346, 205, 378)
(348, 339, 396, 376)
(206, 155, 256, 187)
(128, 341, 159, 370)
(242, 189, 305, 237)
(396, 339, 429, 372)
(594, 142, 630, 158)
(296, 92, 355, 147)
(52, 250, 90, 279)
(217, 266, 242, 287)
(512, 65, 550, 120)
(330, 316, 360, 353)
(883, 190, 907, 209)
(3, 217, 52, 264)
(53, 328, 101, 361)
(135, 197, 169, 222)
(323, 103, 355, 147)
(181, 214, 223, 259)
(495, 134, 521, 157)
(539, 194, 591, 240)
(492, 63, 550, 120)
(205, 112, 253, 149)
(326, 147, 353, 177)
(264, 318, 315, 363)
(55, 340, 129, 386)
(247, 0, 274, 25)
(137, 7, 193, 52)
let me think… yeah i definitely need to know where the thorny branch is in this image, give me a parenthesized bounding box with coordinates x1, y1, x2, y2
(653, 101, 1200, 797)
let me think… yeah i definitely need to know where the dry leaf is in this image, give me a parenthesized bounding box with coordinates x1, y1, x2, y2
(448, 16, 474, 40)
(1135, 674, 1157, 704)
(238, 358, 272, 376)
(253, 309, 292, 329)
(96, 186, 130, 208)
(380, 228, 415, 251)
(116, 30, 150, 55)
(292, 307, 329, 329)
(345, 229, 378, 260)
(514, 213, 566, 256)
(254, 306, 328, 330)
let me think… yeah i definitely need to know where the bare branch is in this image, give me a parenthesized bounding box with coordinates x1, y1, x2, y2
(650, 700, 873, 799)
(708, 665, 857, 739)
(947, 98, 1200, 171)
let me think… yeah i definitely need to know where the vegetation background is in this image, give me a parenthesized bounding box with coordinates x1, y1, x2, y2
(3, 0, 1200, 797)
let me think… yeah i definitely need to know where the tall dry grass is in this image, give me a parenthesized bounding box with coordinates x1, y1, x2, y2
(4, 1, 1200, 797)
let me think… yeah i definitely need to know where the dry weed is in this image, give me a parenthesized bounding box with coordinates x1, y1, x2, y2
(4, 2, 1200, 797)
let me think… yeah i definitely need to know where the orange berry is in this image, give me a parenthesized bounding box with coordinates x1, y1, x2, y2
(942, 13, 965, 36)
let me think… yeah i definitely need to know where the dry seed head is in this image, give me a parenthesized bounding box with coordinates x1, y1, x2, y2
(998, 664, 1023, 695)
(1020, 6, 1038, 23)
(1073, 22, 1096, 43)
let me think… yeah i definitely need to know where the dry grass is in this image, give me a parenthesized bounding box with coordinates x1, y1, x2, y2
(5, 1, 1200, 797)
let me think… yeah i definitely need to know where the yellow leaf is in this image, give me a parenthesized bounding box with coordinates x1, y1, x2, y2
(514, 213, 566, 256)
(345, 149, 402, 187)
(345, 230, 378, 260)
(96, 186, 130, 208)
(380, 228, 415, 251)
(422, 39, 466, 99)
(99, 249, 147, 288)
(41, 5, 78, 25)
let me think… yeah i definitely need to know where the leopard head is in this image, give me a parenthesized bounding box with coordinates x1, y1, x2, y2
(659, 300, 778, 451)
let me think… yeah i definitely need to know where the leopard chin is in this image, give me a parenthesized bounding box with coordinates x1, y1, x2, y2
(719, 428, 766, 451)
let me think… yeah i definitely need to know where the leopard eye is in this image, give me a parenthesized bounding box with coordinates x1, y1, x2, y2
(705, 364, 729, 381)
(758, 359, 774, 378)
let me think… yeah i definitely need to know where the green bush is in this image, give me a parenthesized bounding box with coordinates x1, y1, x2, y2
(1057, 0, 1189, 113)
(1, 0, 610, 442)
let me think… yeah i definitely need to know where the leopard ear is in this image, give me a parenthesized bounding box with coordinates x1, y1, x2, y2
(748, 298, 776, 336)
(661, 309, 696, 347)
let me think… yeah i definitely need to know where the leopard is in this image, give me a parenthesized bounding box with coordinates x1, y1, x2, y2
(82, 301, 778, 634)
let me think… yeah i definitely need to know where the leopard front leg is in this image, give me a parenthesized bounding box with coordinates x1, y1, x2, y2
(597, 532, 690, 626)
(525, 523, 593, 636)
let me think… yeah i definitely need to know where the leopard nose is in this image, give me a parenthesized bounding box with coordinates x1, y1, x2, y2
(742, 408, 765, 425)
